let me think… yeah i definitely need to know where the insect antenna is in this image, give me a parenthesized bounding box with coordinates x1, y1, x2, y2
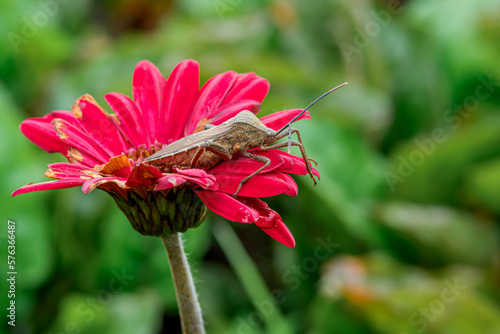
(276, 82, 348, 136)
(275, 82, 348, 153)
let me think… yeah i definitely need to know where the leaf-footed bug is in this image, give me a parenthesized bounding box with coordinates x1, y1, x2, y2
(145, 82, 348, 196)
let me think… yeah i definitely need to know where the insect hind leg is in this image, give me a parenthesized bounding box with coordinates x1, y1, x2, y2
(190, 141, 233, 169)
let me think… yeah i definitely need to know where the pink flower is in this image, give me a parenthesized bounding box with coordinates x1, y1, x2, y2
(12, 60, 319, 248)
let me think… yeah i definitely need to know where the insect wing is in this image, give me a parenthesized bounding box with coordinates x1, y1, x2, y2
(145, 124, 232, 161)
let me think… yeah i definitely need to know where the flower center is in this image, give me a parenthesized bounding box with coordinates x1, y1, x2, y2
(97, 143, 164, 177)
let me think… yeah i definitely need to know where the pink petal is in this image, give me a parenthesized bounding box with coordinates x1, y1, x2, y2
(271, 150, 320, 179)
(186, 71, 238, 134)
(312, 168, 320, 179)
(105, 92, 148, 148)
(240, 197, 295, 248)
(50, 112, 106, 161)
(244, 149, 319, 181)
(174, 168, 218, 190)
(195, 190, 259, 223)
(260, 109, 311, 131)
(52, 119, 110, 164)
(209, 100, 262, 126)
(11, 178, 87, 196)
(82, 177, 127, 194)
(272, 150, 307, 173)
(274, 172, 299, 196)
(48, 163, 89, 173)
(46, 163, 92, 179)
(174, 168, 212, 178)
(74, 97, 129, 156)
(20, 118, 70, 155)
(271, 150, 301, 171)
(132, 60, 167, 144)
(67, 148, 103, 168)
(209, 150, 284, 175)
(155, 174, 188, 190)
(215, 172, 297, 197)
(221, 73, 269, 107)
(126, 164, 164, 188)
(50, 110, 78, 123)
(258, 219, 295, 248)
(161, 60, 200, 143)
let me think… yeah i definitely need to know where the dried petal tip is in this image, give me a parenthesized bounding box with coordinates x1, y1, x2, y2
(110, 186, 208, 236)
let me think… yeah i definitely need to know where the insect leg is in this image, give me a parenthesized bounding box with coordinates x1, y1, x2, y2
(284, 129, 318, 165)
(190, 142, 232, 168)
(189, 144, 206, 168)
(204, 142, 232, 159)
(261, 129, 317, 185)
(233, 152, 271, 197)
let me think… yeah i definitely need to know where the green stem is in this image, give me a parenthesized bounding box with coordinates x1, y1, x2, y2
(161, 232, 205, 334)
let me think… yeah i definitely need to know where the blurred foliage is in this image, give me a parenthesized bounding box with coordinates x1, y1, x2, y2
(1, 0, 500, 333)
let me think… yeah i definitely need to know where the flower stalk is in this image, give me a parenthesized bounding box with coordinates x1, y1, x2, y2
(161, 232, 205, 334)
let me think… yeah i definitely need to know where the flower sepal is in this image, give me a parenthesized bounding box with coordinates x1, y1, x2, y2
(111, 186, 208, 236)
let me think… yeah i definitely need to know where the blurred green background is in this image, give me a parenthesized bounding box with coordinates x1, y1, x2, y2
(2, 0, 500, 333)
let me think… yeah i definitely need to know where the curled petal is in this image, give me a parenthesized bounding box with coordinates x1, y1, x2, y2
(12, 178, 87, 196)
(98, 154, 133, 178)
(260, 109, 311, 131)
(215, 172, 297, 197)
(126, 164, 164, 188)
(155, 174, 188, 190)
(174, 167, 213, 178)
(240, 197, 295, 248)
(195, 190, 259, 223)
(174, 168, 218, 190)
(82, 177, 127, 194)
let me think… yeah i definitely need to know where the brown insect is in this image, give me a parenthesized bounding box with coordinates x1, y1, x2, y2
(145, 83, 348, 196)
